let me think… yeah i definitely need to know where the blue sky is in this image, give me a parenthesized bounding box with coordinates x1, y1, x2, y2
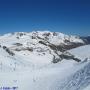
(0, 0, 90, 35)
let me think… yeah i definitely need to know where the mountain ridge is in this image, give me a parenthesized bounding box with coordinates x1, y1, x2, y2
(0, 31, 89, 62)
(0, 31, 86, 65)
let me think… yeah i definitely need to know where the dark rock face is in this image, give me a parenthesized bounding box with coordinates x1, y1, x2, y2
(2, 46, 15, 56)
(52, 52, 81, 63)
(13, 43, 23, 46)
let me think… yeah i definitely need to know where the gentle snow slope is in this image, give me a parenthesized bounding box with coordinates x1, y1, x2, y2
(69, 45, 90, 60)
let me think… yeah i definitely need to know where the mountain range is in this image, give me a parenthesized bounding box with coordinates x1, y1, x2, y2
(0, 31, 90, 90)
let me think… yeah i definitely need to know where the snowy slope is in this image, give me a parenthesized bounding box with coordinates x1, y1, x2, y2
(69, 45, 90, 60)
(0, 31, 90, 90)
(0, 55, 90, 90)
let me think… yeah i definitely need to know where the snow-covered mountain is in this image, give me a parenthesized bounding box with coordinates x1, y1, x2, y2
(0, 31, 90, 90)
